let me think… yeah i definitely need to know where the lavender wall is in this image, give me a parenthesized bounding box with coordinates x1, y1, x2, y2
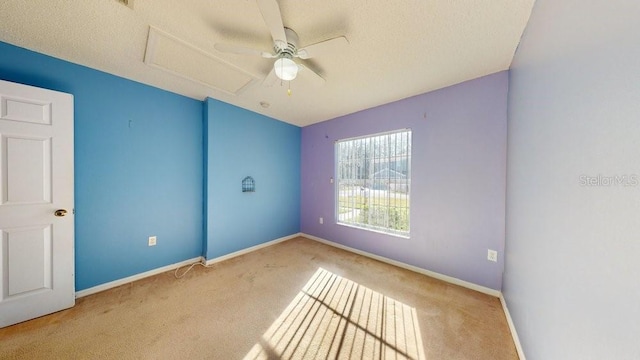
(504, 0, 640, 358)
(301, 72, 508, 290)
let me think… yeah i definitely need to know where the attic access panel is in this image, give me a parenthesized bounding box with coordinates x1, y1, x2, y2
(144, 27, 258, 96)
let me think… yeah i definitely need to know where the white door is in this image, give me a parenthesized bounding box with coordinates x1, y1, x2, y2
(0, 79, 74, 327)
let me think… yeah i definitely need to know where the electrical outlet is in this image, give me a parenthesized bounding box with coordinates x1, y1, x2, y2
(148, 236, 157, 247)
(319, 217, 324, 224)
(487, 249, 497, 262)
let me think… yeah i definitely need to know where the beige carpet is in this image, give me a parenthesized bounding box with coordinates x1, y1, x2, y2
(0, 237, 518, 359)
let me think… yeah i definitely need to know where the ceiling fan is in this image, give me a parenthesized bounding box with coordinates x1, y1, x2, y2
(214, 0, 348, 87)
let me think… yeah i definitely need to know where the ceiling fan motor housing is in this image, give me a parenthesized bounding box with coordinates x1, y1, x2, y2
(275, 28, 299, 58)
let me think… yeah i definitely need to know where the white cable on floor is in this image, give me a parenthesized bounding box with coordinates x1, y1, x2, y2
(174, 261, 213, 278)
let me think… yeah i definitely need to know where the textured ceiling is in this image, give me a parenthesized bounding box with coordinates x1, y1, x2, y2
(0, 0, 534, 127)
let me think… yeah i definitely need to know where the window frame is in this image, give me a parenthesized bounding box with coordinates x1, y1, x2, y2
(334, 129, 412, 238)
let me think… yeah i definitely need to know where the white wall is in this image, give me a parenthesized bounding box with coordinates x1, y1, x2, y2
(504, 0, 640, 358)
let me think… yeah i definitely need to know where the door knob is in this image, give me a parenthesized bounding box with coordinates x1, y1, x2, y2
(54, 209, 68, 217)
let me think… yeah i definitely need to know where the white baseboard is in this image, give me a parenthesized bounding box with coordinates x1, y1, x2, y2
(75, 256, 204, 298)
(301, 234, 526, 354)
(75, 232, 523, 356)
(500, 294, 526, 360)
(76, 233, 303, 298)
(301, 233, 501, 297)
(204, 233, 302, 266)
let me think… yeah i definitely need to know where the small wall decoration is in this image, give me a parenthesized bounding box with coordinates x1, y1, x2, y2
(242, 176, 255, 192)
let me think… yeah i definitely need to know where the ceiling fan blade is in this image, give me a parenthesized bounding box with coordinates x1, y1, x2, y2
(214, 43, 276, 58)
(297, 63, 325, 87)
(296, 36, 349, 59)
(262, 67, 279, 87)
(256, 0, 288, 51)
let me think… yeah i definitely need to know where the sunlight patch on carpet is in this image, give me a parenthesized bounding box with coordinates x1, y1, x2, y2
(244, 267, 426, 360)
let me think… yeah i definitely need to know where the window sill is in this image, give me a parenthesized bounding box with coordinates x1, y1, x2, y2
(336, 222, 410, 239)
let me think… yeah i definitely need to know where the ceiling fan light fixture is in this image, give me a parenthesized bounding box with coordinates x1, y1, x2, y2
(274, 58, 298, 81)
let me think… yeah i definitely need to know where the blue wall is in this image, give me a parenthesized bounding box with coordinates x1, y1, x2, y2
(0, 42, 204, 291)
(205, 98, 300, 259)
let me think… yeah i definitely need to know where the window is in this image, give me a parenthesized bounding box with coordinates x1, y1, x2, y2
(336, 129, 411, 237)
